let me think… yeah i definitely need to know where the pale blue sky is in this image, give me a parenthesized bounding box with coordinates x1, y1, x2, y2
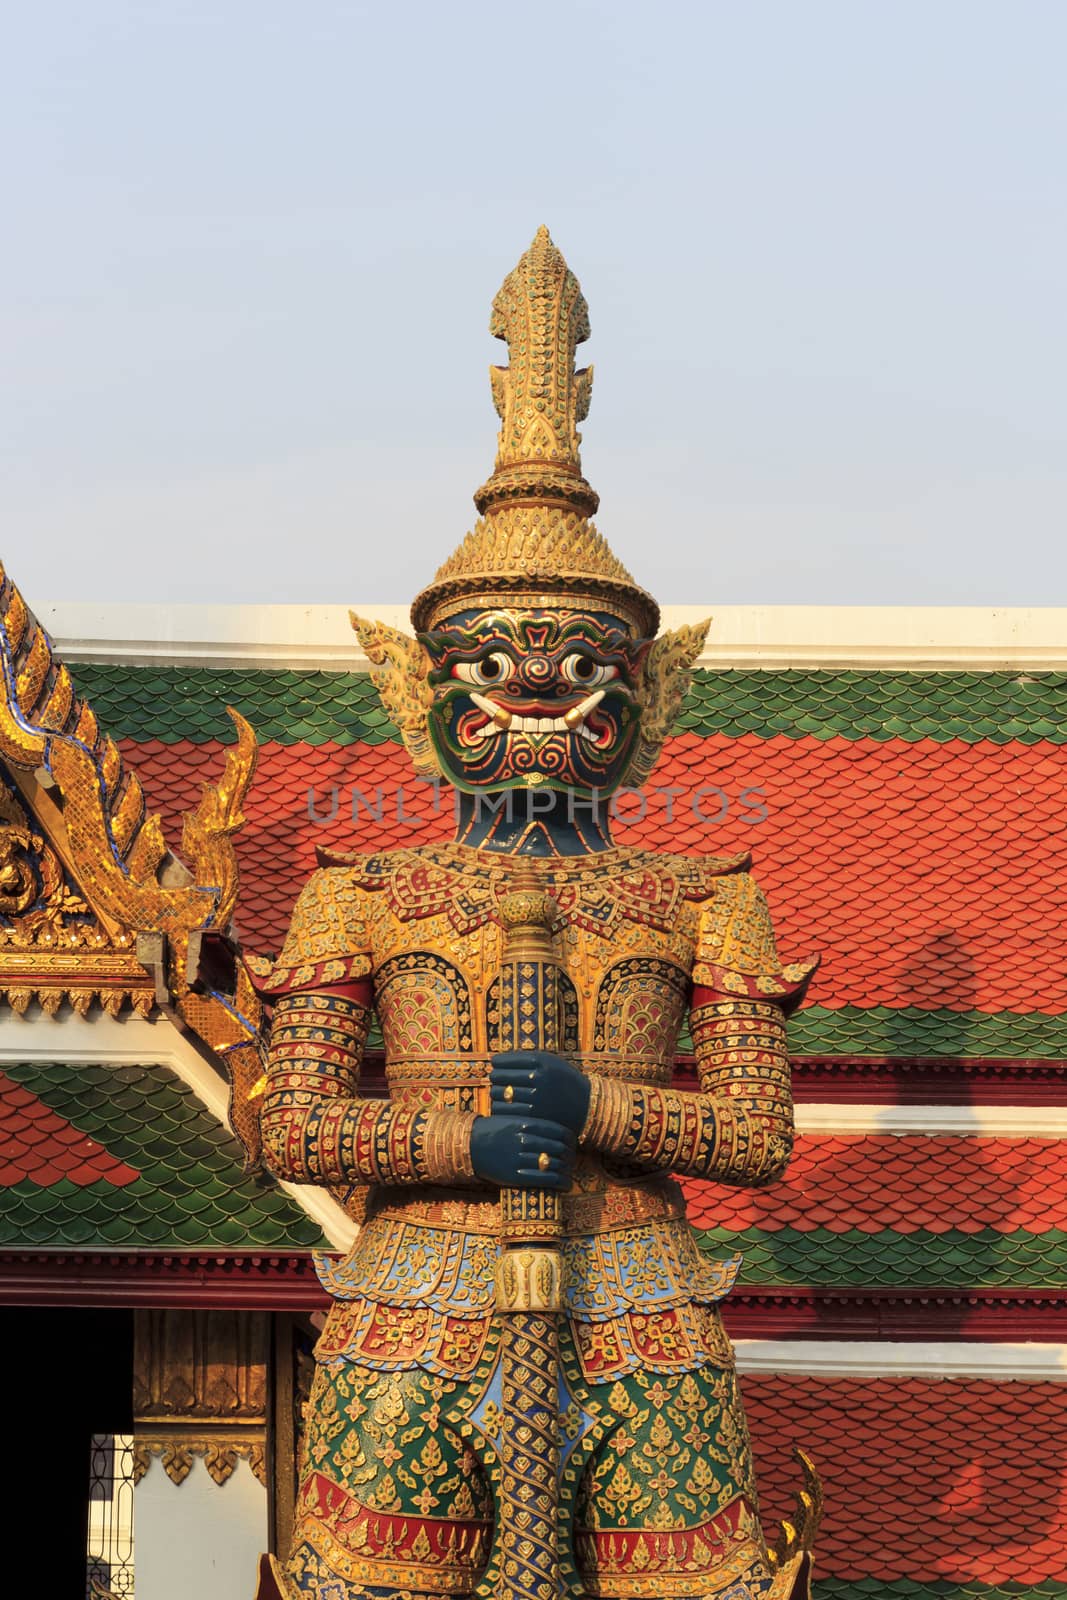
(3, 1, 1065, 605)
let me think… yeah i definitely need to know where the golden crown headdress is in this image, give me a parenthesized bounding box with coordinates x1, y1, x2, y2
(410, 226, 660, 636)
(354, 229, 708, 784)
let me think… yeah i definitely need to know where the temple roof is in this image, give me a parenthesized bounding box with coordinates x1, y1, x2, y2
(2, 594, 1065, 1600)
(686, 1128, 1067, 1288)
(68, 656, 1067, 1057)
(746, 1371, 1067, 1592)
(0, 1058, 324, 1249)
(2, 601, 1062, 1268)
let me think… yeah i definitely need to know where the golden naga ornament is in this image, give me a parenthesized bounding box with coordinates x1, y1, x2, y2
(257, 228, 822, 1600)
(0, 560, 267, 1147)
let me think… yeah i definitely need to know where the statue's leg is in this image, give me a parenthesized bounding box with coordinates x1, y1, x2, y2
(282, 1358, 492, 1599)
(574, 1355, 778, 1599)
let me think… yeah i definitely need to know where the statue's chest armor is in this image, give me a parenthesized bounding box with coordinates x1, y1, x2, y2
(371, 930, 691, 1066)
(351, 845, 714, 1079)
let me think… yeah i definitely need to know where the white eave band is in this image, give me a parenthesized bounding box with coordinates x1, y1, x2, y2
(31, 601, 1067, 672)
(733, 1339, 1067, 1380)
(796, 1103, 1067, 1138)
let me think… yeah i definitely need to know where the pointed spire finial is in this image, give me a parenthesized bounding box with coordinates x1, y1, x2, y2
(473, 226, 598, 518)
(410, 229, 660, 638)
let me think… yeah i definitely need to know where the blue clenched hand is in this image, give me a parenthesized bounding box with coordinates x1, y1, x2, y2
(489, 1050, 591, 1133)
(469, 1115, 577, 1190)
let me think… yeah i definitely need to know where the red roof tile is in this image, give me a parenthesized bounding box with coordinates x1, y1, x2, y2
(682, 1136, 1067, 1234)
(745, 1375, 1067, 1583)
(122, 732, 1067, 1017)
(0, 1070, 140, 1187)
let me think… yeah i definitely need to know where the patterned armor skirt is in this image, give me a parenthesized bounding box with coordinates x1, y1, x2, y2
(279, 1205, 791, 1600)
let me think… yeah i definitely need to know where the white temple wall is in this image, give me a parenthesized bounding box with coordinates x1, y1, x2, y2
(134, 1456, 266, 1600)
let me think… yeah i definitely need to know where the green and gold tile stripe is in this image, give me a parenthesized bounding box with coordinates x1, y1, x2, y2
(680, 670, 1067, 744)
(674, 1007, 1067, 1059)
(75, 664, 395, 745)
(71, 663, 1067, 747)
(694, 1226, 1067, 1290)
(789, 1006, 1067, 1059)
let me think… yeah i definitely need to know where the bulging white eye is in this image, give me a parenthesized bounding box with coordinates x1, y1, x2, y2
(453, 652, 513, 687)
(560, 653, 619, 688)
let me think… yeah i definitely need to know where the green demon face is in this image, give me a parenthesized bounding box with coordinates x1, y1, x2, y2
(420, 608, 653, 796)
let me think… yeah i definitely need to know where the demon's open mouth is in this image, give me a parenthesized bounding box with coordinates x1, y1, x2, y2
(459, 689, 614, 748)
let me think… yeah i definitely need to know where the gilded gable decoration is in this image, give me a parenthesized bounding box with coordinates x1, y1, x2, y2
(0, 562, 267, 1162)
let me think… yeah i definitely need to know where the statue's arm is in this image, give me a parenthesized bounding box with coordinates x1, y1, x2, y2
(581, 990, 796, 1186)
(258, 868, 476, 1188)
(580, 873, 817, 1188)
(260, 984, 476, 1186)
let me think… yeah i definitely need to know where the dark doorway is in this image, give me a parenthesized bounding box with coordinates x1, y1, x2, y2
(0, 1308, 132, 1597)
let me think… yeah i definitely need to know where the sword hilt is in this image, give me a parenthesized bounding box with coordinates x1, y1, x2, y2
(495, 865, 564, 1308)
(488, 861, 566, 1600)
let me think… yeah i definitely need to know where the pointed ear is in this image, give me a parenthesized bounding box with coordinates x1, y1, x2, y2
(627, 617, 711, 785)
(350, 613, 441, 778)
(350, 612, 423, 670)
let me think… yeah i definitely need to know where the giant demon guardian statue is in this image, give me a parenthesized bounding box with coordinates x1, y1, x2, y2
(256, 228, 821, 1600)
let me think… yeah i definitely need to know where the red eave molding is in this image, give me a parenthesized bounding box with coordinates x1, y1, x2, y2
(3, 1251, 1067, 1338)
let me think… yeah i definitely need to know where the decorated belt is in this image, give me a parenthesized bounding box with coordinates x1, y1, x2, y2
(366, 1174, 687, 1236)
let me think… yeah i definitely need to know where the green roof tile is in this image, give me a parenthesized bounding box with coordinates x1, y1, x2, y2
(74, 663, 398, 746)
(72, 663, 1067, 746)
(0, 1060, 327, 1251)
(679, 669, 1067, 744)
(790, 1005, 1067, 1058)
(695, 1225, 1067, 1289)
